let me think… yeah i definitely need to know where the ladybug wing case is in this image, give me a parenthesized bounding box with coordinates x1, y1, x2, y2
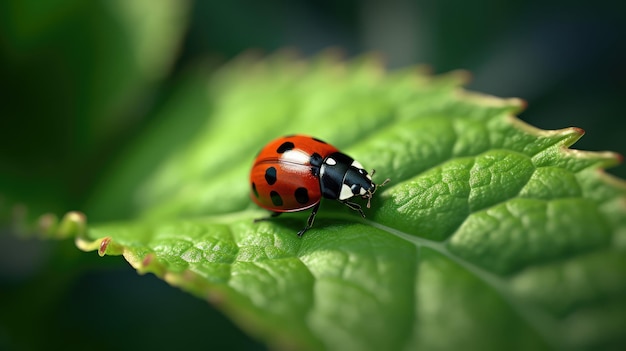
(250, 159, 321, 212)
(250, 135, 340, 213)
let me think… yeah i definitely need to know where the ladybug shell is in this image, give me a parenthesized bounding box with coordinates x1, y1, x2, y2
(250, 135, 339, 212)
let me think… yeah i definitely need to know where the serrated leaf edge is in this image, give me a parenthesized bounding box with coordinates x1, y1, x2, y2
(75, 232, 321, 351)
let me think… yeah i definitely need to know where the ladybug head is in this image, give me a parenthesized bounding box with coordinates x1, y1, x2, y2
(320, 152, 389, 206)
(360, 169, 391, 208)
(341, 165, 390, 208)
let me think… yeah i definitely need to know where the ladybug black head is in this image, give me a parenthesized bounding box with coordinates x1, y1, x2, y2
(320, 152, 389, 207)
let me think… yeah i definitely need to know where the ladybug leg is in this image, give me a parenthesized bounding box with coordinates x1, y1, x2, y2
(254, 211, 281, 223)
(297, 203, 320, 237)
(340, 200, 366, 218)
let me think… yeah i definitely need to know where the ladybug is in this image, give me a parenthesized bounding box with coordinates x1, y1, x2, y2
(250, 135, 389, 237)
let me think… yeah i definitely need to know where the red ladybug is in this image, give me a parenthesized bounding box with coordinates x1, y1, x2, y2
(250, 135, 389, 237)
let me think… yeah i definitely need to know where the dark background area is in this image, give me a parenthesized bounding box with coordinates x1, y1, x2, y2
(1, 0, 625, 350)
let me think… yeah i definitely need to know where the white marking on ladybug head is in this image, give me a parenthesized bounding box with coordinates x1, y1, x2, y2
(339, 184, 353, 200)
(359, 187, 366, 196)
(351, 160, 364, 169)
(325, 157, 337, 166)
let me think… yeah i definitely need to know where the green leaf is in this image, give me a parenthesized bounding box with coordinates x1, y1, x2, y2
(45, 53, 626, 350)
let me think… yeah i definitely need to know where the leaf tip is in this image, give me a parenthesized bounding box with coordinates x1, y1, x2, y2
(36, 213, 58, 236)
(134, 252, 173, 276)
(98, 237, 112, 257)
(141, 252, 155, 267)
(571, 126, 585, 136)
(58, 211, 86, 239)
(452, 69, 473, 85)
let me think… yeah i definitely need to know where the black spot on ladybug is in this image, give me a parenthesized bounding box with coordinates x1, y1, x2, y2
(265, 167, 277, 185)
(309, 152, 323, 176)
(251, 182, 259, 198)
(270, 191, 283, 206)
(310, 152, 323, 167)
(295, 187, 309, 204)
(351, 184, 362, 195)
(313, 137, 327, 144)
(276, 141, 295, 154)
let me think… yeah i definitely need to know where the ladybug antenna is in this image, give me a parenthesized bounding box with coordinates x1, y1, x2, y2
(365, 169, 390, 208)
(365, 192, 372, 208)
(371, 169, 391, 189)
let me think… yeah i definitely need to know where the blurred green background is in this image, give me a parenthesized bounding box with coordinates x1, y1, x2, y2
(1, 0, 624, 350)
